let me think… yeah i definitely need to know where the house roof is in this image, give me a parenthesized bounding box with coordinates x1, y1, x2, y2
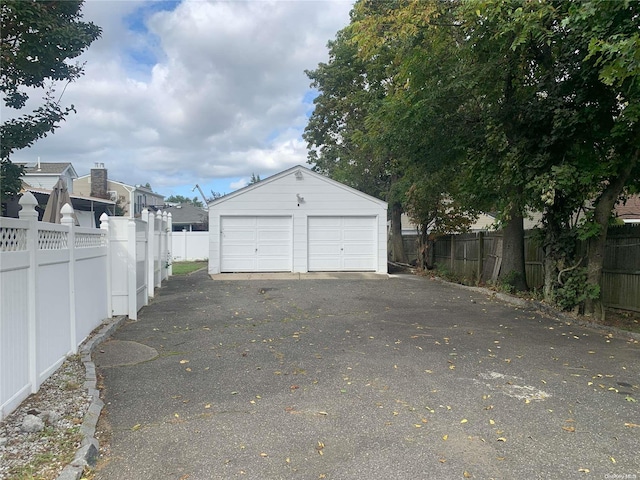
(615, 194, 640, 220)
(209, 165, 388, 208)
(163, 203, 207, 225)
(75, 174, 164, 199)
(23, 187, 115, 210)
(17, 162, 77, 178)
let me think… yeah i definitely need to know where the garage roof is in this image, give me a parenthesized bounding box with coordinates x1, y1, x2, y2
(209, 165, 387, 208)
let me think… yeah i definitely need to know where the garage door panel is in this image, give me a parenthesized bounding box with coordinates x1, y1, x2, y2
(308, 216, 376, 272)
(342, 243, 374, 255)
(221, 216, 292, 272)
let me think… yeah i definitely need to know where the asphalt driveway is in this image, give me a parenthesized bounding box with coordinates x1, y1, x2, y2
(93, 270, 640, 479)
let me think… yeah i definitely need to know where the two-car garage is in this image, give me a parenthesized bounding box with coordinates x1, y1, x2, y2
(209, 166, 388, 275)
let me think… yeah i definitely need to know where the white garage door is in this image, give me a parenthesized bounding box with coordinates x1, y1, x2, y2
(308, 216, 377, 271)
(221, 216, 292, 272)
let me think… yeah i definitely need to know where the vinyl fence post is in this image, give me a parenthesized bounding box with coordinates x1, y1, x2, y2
(61, 203, 77, 353)
(167, 212, 173, 277)
(100, 213, 112, 318)
(19, 192, 39, 393)
(156, 211, 163, 288)
(145, 209, 154, 299)
(161, 211, 168, 281)
(128, 218, 137, 320)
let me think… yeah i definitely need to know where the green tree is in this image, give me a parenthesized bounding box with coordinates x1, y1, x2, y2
(305, 14, 414, 263)
(0, 0, 101, 201)
(248, 173, 261, 185)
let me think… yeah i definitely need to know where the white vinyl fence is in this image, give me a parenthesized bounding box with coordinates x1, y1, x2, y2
(0, 193, 172, 420)
(171, 231, 208, 261)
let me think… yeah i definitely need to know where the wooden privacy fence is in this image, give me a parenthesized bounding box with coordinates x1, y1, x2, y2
(0, 193, 172, 420)
(433, 224, 640, 312)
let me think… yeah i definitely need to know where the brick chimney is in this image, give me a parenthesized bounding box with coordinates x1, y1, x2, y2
(90, 163, 108, 199)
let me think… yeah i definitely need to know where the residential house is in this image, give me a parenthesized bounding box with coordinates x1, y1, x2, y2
(615, 195, 640, 224)
(16, 160, 77, 192)
(163, 203, 208, 231)
(5, 161, 114, 226)
(73, 163, 164, 218)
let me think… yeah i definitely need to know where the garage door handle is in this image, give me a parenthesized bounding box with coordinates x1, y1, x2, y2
(255, 248, 258, 252)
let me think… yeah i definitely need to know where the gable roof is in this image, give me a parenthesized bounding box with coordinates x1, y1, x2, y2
(163, 203, 208, 225)
(17, 162, 77, 178)
(209, 165, 387, 208)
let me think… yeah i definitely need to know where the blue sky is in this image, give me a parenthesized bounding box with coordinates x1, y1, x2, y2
(6, 0, 354, 201)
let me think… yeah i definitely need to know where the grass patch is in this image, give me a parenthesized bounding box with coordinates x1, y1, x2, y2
(172, 261, 207, 275)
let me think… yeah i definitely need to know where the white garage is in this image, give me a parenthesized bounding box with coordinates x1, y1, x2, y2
(209, 165, 388, 275)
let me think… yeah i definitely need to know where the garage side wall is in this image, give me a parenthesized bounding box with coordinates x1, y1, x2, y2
(208, 169, 388, 274)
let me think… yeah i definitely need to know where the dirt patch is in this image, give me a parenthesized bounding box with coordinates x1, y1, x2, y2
(603, 308, 640, 334)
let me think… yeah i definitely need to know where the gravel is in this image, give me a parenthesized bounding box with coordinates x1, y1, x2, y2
(0, 356, 91, 480)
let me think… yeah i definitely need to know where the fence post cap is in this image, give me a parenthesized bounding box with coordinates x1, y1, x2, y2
(18, 191, 39, 219)
(99, 212, 109, 222)
(61, 203, 75, 225)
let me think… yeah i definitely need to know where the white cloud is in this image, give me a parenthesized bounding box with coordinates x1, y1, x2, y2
(5, 0, 353, 196)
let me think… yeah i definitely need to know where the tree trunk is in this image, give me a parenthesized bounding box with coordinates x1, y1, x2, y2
(389, 201, 408, 264)
(499, 204, 528, 291)
(584, 152, 638, 320)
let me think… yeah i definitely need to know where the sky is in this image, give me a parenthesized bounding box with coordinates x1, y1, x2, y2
(6, 0, 354, 200)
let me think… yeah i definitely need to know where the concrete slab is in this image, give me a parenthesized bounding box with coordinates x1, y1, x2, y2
(93, 340, 158, 368)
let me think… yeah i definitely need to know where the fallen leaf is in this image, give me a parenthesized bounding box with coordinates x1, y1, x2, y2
(260, 453, 268, 457)
(179, 359, 189, 364)
(460, 418, 468, 424)
(489, 419, 495, 425)
(624, 422, 640, 428)
(185, 367, 192, 372)
(131, 423, 141, 431)
(463, 471, 472, 478)
(497, 437, 507, 442)
(626, 396, 637, 403)
(562, 426, 576, 432)
(610, 457, 616, 464)
(204, 404, 211, 409)
(438, 458, 446, 463)
(285, 457, 291, 464)
(231, 391, 239, 395)
(578, 468, 590, 473)
(442, 434, 448, 441)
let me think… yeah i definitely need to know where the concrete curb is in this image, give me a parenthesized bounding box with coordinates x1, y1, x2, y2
(56, 315, 128, 480)
(432, 276, 640, 342)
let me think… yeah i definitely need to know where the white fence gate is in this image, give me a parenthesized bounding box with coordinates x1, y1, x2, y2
(0, 193, 172, 420)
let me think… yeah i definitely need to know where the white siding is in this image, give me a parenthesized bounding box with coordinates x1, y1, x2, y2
(209, 166, 388, 274)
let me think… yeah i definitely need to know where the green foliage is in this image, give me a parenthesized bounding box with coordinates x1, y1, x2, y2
(0, 0, 101, 197)
(554, 267, 601, 311)
(248, 173, 261, 185)
(165, 195, 203, 208)
(0, 157, 24, 204)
